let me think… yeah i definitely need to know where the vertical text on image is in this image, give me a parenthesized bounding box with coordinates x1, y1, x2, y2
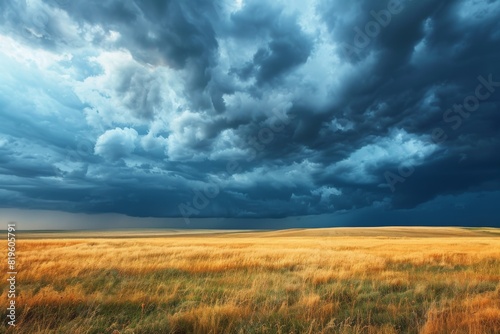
(6, 222, 17, 327)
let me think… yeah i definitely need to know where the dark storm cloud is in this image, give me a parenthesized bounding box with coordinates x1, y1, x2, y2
(389, 137, 500, 209)
(67, 0, 219, 91)
(0, 0, 499, 226)
(227, 2, 313, 85)
(252, 35, 312, 84)
(302, 0, 500, 208)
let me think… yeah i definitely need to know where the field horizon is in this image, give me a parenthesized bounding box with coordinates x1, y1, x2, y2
(2, 226, 500, 333)
(16, 226, 500, 239)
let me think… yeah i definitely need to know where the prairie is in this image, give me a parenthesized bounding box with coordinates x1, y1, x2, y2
(1, 227, 499, 333)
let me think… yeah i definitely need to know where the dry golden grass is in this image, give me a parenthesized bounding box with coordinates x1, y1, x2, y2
(1, 227, 499, 333)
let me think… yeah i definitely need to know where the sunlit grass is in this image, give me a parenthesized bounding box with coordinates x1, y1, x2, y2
(1, 228, 499, 333)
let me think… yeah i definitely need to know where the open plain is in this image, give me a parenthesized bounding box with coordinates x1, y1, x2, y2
(1, 227, 499, 333)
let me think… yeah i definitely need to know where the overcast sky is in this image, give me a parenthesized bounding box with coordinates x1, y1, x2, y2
(0, 0, 499, 228)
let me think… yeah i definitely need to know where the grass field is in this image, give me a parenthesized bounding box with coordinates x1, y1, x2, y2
(2, 227, 500, 333)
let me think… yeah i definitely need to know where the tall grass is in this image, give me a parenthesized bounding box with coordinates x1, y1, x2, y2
(1, 233, 499, 333)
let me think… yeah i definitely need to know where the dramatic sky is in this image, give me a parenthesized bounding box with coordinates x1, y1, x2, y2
(1, 0, 499, 228)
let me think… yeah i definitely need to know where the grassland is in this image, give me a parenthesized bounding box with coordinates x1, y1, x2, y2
(1, 227, 499, 333)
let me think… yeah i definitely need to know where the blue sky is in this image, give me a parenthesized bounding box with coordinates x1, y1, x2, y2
(0, 0, 499, 228)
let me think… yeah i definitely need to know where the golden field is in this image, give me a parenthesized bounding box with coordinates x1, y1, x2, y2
(1, 227, 500, 333)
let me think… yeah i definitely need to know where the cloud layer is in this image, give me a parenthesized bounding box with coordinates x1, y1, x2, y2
(0, 0, 499, 225)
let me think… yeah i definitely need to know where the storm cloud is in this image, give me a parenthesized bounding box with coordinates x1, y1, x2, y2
(0, 0, 499, 226)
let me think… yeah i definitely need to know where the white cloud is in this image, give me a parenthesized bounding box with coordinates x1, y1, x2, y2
(140, 131, 168, 154)
(209, 129, 248, 160)
(74, 50, 186, 128)
(165, 110, 215, 161)
(94, 127, 138, 161)
(327, 129, 438, 184)
(228, 160, 321, 189)
(0, 34, 71, 69)
(311, 186, 342, 204)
